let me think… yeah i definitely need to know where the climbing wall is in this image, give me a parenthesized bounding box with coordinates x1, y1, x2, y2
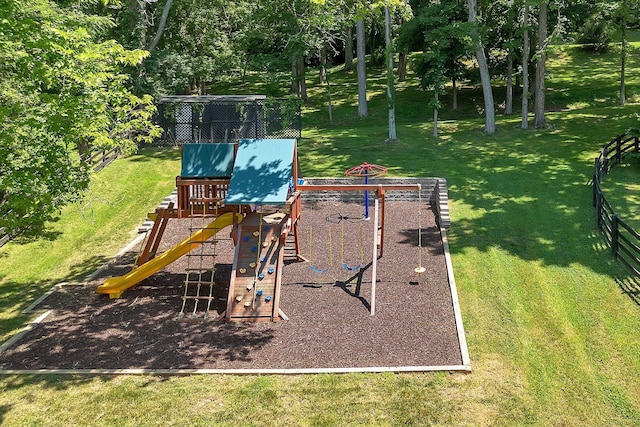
(226, 211, 287, 321)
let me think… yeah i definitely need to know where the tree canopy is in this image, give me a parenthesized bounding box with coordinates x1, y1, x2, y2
(0, 0, 159, 237)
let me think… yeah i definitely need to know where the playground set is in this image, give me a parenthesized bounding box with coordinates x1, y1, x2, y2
(96, 138, 429, 322)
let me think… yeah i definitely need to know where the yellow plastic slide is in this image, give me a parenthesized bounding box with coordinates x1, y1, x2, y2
(96, 212, 243, 299)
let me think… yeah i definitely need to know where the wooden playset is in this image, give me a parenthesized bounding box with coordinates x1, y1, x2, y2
(96, 138, 426, 322)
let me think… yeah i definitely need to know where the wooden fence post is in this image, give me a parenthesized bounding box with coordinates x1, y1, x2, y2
(596, 191, 603, 230)
(611, 214, 619, 258)
(593, 158, 599, 207)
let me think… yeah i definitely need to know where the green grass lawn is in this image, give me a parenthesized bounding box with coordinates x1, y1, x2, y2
(1, 45, 640, 426)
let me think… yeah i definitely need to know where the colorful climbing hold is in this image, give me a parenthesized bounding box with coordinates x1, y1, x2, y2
(257, 290, 263, 296)
(268, 268, 274, 274)
(258, 273, 265, 280)
(265, 295, 272, 302)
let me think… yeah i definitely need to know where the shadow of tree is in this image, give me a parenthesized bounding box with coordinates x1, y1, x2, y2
(0, 271, 277, 371)
(127, 147, 181, 163)
(301, 103, 638, 298)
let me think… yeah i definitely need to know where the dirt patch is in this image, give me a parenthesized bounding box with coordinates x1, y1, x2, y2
(0, 201, 464, 371)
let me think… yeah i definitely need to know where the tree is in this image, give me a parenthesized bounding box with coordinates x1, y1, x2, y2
(344, 25, 355, 70)
(614, 0, 640, 105)
(356, 17, 369, 117)
(0, 0, 159, 237)
(468, 0, 496, 133)
(533, 1, 548, 128)
(403, 0, 472, 135)
(521, 2, 531, 129)
(385, 6, 398, 141)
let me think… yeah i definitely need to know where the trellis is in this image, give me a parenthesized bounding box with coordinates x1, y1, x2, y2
(155, 95, 301, 145)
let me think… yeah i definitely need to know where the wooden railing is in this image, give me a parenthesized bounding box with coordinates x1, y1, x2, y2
(593, 133, 640, 277)
(175, 177, 230, 218)
(81, 147, 120, 172)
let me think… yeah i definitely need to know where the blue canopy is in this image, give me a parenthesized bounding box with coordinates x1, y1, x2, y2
(225, 139, 296, 205)
(180, 143, 236, 178)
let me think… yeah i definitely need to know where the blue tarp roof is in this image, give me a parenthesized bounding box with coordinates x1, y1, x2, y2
(180, 143, 236, 178)
(225, 139, 296, 205)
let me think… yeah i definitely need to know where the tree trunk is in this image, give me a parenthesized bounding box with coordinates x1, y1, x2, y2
(521, 4, 530, 129)
(298, 56, 308, 101)
(325, 66, 333, 122)
(533, 2, 547, 128)
(356, 18, 368, 117)
(505, 44, 513, 115)
(147, 0, 174, 52)
(398, 50, 407, 82)
(385, 7, 397, 142)
(291, 58, 298, 94)
(620, 22, 627, 105)
(319, 49, 326, 84)
(344, 25, 354, 71)
(291, 57, 308, 101)
(452, 77, 458, 110)
(433, 92, 439, 137)
(468, 0, 496, 134)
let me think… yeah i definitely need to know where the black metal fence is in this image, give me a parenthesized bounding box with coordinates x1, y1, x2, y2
(593, 133, 640, 276)
(155, 95, 302, 145)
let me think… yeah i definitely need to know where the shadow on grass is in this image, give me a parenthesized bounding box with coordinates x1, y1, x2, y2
(0, 374, 97, 392)
(0, 254, 111, 341)
(127, 147, 181, 163)
(301, 101, 639, 290)
(615, 276, 640, 307)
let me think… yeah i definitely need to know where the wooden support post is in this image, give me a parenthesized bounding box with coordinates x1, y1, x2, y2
(379, 187, 385, 257)
(138, 202, 174, 266)
(371, 198, 379, 316)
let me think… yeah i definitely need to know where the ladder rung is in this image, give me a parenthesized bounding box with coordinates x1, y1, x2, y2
(186, 239, 220, 243)
(185, 267, 215, 272)
(183, 280, 215, 286)
(181, 295, 215, 301)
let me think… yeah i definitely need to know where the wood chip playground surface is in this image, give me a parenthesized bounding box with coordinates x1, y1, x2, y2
(0, 201, 470, 373)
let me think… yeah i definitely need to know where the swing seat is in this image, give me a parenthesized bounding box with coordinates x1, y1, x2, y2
(342, 262, 362, 271)
(310, 265, 330, 274)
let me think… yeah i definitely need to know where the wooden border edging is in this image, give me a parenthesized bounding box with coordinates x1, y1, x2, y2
(442, 229, 471, 369)
(0, 311, 52, 355)
(0, 365, 471, 376)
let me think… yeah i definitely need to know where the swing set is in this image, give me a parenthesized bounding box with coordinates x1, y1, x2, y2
(292, 163, 427, 315)
(307, 212, 366, 274)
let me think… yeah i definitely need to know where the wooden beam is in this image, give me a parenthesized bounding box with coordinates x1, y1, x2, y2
(295, 184, 420, 193)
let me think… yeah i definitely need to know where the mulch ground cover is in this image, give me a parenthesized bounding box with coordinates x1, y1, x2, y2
(0, 201, 464, 371)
